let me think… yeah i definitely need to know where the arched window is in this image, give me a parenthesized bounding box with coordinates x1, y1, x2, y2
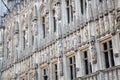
(41, 5, 49, 38)
(66, 0, 73, 23)
(51, 0, 57, 32)
(80, 0, 87, 15)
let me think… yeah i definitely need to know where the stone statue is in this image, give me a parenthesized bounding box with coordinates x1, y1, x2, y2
(33, 22, 38, 36)
(104, 16, 109, 32)
(77, 31, 81, 44)
(15, 34, 19, 47)
(84, 27, 88, 41)
(67, 37, 70, 50)
(100, 18, 105, 34)
(96, 21, 100, 36)
(55, 4, 61, 20)
(91, 46, 97, 64)
(64, 39, 67, 51)
(58, 41, 62, 54)
(25, 29, 28, 46)
(72, 0, 75, 12)
(45, 15, 49, 35)
(73, 33, 77, 48)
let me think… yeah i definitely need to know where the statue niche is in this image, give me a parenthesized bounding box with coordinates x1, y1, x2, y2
(55, 3, 61, 20)
(91, 45, 97, 64)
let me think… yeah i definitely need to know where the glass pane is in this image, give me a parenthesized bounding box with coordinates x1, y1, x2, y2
(103, 42, 107, 50)
(70, 66, 73, 80)
(85, 60, 89, 74)
(84, 51, 87, 58)
(44, 69, 46, 75)
(69, 57, 72, 64)
(67, 8, 70, 23)
(109, 40, 112, 48)
(44, 76, 48, 80)
(73, 56, 75, 63)
(104, 52, 110, 68)
(110, 50, 115, 66)
(55, 64, 57, 70)
(80, 0, 84, 14)
(55, 72, 58, 80)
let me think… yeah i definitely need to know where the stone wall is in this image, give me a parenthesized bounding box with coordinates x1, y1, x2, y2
(1, 0, 120, 80)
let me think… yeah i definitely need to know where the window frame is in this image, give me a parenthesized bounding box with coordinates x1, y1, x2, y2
(42, 16, 46, 38)
(82, 50, 92, 75)
(79, 0, 87, 15)
(66, 0, 73, 23)
(42, 68, 48, 80)
(67, 55, 76, 80)
(101, 40, 115, 68)
(52, 63, 58, 80)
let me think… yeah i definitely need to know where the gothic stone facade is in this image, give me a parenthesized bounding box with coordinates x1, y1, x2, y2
(1, 0, 120, 80)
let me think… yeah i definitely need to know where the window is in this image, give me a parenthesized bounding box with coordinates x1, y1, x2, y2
(80, 0, 87, 14)
(83, 51, 92, 75)
(69, 56, 76, 80)
(23, 31, 25, 49)
(42, 17, 46, 38)
(42, 68, 48, 80)
(66, 0, 73, 23)
(52, 9, 56, 32)
(99, 0, 103, 2)
(53, 64, 58, 80)
(102, 40, 115, 68)
(32, 35, 34, 45)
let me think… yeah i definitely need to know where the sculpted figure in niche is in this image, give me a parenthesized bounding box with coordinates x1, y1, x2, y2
(72, 0, 75, 12)
(55, 3, 61, 20)
(104, 16, 109, 32)
(64, 39, 67, 51)
(84, 27, 88, 41)
(7, 41, 11, 59)
(15, 34, 19, 47)
(78, 32, 81, 44)
(99, 18, 105, 34)
(45, 15, 49, 35)
(91, 45, 97, 64)
(25, 28, 28, 46)
(33, 22, 38, 36)
(109, 13, 116, 31)
(58, 41, 62, 55)
(67, 37, 70, 50)
(96, 21, 100, 36)
(73, 33, 77, 48)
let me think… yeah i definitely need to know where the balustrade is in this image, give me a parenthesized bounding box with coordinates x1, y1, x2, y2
(76, 65, 120, 80)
